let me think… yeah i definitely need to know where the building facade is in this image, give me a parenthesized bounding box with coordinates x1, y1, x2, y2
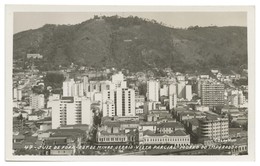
(201, 82, 225, 106)
(30, 94, 45, 110)
(147, 80, 160, 102)
(50, 96, 92, 129)
(102, 88, 135, 117)
(185, 85, 192, 101)
(198, 117, 229, 141)
(169, 94, 177, 109)
(140, 130, 190, 145)
(63, 79, 75, 97)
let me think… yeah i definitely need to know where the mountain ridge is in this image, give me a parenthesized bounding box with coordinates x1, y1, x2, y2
(13, 16, 248, 73)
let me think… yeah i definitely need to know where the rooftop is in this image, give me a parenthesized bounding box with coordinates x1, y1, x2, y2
(99, 130, 126, 136)
(46, 129, 85, 138)
(157, 122, 184, 128)
(143, 130, 188, 137)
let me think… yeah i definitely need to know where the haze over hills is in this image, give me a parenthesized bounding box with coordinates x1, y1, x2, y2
(13, 15, 247, 73)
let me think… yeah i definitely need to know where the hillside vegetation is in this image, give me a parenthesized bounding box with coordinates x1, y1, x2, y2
(13, 15, 247, 73)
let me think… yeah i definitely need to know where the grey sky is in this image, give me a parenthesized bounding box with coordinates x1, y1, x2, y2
(13, 12, 247, 34)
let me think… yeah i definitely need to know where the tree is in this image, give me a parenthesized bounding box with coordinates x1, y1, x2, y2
(44, 72, 65, 89)
(32, 85, 44, 94)
(230, 121, 241, 128)
(138, 83, 147, 96)
(17, 114, 24, 130)
(242, 122, 248, 131)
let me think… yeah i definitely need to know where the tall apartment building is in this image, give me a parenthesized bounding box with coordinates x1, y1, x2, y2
(168, 83, 177, 96)
(83, 75, 89, 92)
(159, 84, 168, 97)
(196, 79, 207, 97)
(198, 116, 229, 140)
(30, 94, 45, 110)
(63, 78, 87, 97)
(112, 72, 127, 88)
(169, 94, 177, 109)
(73, 82, 84, 97)
(147, 80, 160, 102)
(228, 90, 245, 107)
(185, 85, 192, 101)
(86, 81, 115, 93)
(201, 82, 225, 106)
(50, 96, 92, 129)
(63, 79, 75, 96)
(102, 88, 135, 117)
(177, 82, 186, 99)
(102, 100, 115, 117)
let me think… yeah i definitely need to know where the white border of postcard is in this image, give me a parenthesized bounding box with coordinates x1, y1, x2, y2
(5, 5, 255, 161)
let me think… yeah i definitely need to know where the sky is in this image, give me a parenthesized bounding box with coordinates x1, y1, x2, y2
(13, 12, 247, 34)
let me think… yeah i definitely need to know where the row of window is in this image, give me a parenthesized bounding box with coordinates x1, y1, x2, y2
(143, 138, 190, 142)
(99, 137, 127, 142)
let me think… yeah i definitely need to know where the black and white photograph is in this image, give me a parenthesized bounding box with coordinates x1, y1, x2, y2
(4, 5, 255, 161)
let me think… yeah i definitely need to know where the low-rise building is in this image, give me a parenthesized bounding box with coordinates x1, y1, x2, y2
(96, 130, 128, 145)
(140, 130, 190, 145)
(156, 122, 184, 134)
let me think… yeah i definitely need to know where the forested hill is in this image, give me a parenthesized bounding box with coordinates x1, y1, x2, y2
(13, 15, 247, 73)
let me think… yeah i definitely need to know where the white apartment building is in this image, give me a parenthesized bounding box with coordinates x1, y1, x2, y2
(102, 88, 135, 117)
(63, 79, 75, 96)
(168, 83, 177, 96)
(102, 100, 115, 117)
(93, 92, 102, 103)
(228, 90, 245, 107)
(198, 117, 229, 141)
(50, 96, 92, 129)
(85, 80, 116, 94)
(83, 76, 89, 92)
(30, 94, 45, 110)
(73, 82, 84, 97)
(112, 72, 127, 89)
(112, 71, 124, 83)
(159, 84, 168, 97)
(169, 94, 177, 109)
(147, 80, 160, 102)
(185, 85, 192, 101)
(177, 82, 186, 99)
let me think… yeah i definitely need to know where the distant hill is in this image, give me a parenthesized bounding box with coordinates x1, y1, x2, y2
(13, 15, 247, 73)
